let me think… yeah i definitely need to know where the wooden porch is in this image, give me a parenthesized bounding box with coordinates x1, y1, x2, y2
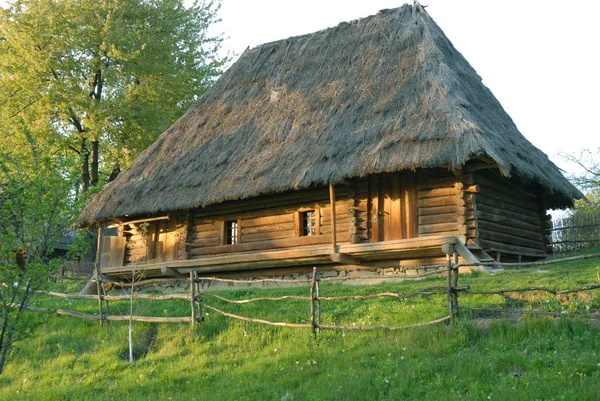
(100, 235, 486, 280)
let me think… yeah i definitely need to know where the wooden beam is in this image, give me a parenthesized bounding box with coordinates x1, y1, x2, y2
(329, 183, 337, 252)
(330, 253, 361, 265)
(121, 215, 169, 226)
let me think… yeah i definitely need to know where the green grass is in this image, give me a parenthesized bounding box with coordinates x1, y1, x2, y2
(1, 250, 600, 400)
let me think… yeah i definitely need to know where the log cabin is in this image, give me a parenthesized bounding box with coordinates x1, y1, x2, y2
(79, 3, 582, 280)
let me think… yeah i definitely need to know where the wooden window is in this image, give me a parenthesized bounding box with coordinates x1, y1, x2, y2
(224, 220, 240, 245)
(295, 210, 320, 237)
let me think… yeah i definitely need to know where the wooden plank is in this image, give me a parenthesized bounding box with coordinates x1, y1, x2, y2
(477, 239, 549, 257)
(100, 236, 126, 268)
(418, 196, 464, 208)
(419, 222, 461, 235)
(391, 176, 402, 240)
(419, 213, 458, 225)
(419, 205, 462, 216)
(243, 214, 294, 227)
(402, 174, 418, 239)
(418, 187, 461, 199)
(369, 176, 380, 243)
(192, 222, 218, 232)
(191, 230, 220, 240)
(241, 230, 296, 243)
(329, 184, 337, 251)
(476, 228, 545, 250)
(475, 202, 539, 226)
(188, 237, 220, 248)
(188, 232, 351, 256)
(241, 222, 296, 235)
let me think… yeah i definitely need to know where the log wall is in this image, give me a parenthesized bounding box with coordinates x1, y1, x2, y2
(186, 186, 353, 258)
(464, 170, 549, 259)
(416, 170, 464, 240)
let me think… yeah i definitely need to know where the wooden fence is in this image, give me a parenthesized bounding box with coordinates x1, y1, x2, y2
(550, 212, 600, 254)
(32, 250, 600, 334)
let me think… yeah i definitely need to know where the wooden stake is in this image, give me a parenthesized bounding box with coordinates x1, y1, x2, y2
(329, 184, 337, 253)
(310, 267, 317, 336)
(94, 225, 104, 327)
(452, 252, 459, 314)
(446, 252, 454, 319)
(190, 271, 196, 327)
(316, 269, 322, 333)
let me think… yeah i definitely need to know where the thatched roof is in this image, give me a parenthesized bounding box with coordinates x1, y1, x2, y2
(80, 3, 582, 225)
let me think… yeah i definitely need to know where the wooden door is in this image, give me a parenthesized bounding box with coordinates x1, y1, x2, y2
(369, 175, 418, 242)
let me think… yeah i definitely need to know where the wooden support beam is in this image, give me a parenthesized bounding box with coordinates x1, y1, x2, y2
(329, 183, 337, 252)
(330, 253, 361, 265)
(161, 266, 185, 278)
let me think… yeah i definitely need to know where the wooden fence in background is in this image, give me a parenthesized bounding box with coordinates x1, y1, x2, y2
(550, 212, 600, 254)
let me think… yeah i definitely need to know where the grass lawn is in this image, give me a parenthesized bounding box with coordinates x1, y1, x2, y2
(1, 250, 600, 400)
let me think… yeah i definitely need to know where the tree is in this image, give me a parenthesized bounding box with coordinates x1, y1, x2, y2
(0, 0, 226, 192)
(0, 125, 79, 375)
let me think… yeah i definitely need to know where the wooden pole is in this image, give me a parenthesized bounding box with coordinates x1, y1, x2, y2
(190, 271, 196, 327)
(329, 184, 337, 253)
(316, 268, 322, 333)
(446, 252, 454, 319)
(310, 267, 317, 336)
(194, 272, 203, 323)
(452, 252, 459, 314)
(94, 224, 104, 327)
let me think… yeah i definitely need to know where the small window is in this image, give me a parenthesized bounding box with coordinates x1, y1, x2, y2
(225, 220, 239, 245)
(301, 210, 317, 236)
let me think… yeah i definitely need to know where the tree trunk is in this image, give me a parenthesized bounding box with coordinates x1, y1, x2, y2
(80, 139, 90, 192)
(91, 139, 99, 187)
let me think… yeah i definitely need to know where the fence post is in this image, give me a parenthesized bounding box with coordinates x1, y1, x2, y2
(316, 268, 322, 333)
(442, 243, 456, 319)
(452, 252, 459, 315)
(94, 262, 104, 327)
(190, 271, 196, 327)
(310, 267, 318, 336)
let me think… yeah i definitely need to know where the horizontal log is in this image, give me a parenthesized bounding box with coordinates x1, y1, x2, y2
(188, 232, 350, 256)
(320, 223, 350, 234)
(192, 222, 218, 232)
(242, 230, 296, 243)
(320, 214, 350, 225)
(190, 230, 219, 240)
(468, 189, 538, 213)
(419, 205, 463, 216)
(243, 214, 294, 227)
(470, 220, 543, 242)
(466, 210, 541, 233)
(319, 203, 349, 217)
(475, 228, 544, 250)
(241, 222, 295, 235)
(475, 202, 540, 226)
(419, 222, 462, 234)
(418, 196, 464, 208)
(418, 187, 461, 199)
(187, 238, 220, 248)
(476, 239, 549, 257)
(419, 213, 458, 225)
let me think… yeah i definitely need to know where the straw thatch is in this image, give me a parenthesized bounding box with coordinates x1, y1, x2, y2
(80, 4, 581, 225)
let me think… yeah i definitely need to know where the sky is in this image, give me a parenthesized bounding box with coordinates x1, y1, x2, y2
(213, 0, 600, 178)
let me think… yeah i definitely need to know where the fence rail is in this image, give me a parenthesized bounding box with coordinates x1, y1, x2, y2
(24, 251, 600, 335)
(551, 212, 600, 254)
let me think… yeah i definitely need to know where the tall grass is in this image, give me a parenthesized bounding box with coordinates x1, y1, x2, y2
(0, 251, 599, 400)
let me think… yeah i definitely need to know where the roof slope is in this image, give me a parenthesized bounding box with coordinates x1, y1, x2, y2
(80, 4, 581, 225)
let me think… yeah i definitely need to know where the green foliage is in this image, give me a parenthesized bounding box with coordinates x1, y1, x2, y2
(0, 125, 80, 375)
(0, 0, 227, 189)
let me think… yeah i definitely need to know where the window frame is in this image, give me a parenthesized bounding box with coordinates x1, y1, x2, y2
(295, 209, 321, 237)
(221, 219, 241, 245)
